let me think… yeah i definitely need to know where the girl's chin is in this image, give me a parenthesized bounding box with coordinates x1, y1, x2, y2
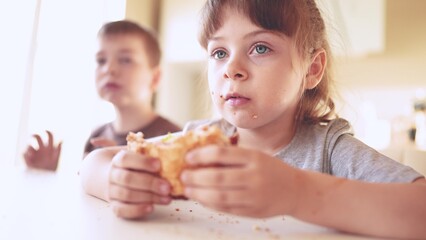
(223, 113, 260, 129)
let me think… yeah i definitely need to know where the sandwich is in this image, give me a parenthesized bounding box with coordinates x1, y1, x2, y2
(126, 125, 238, 198)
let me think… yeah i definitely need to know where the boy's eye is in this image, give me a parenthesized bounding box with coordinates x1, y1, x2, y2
(96, 57, 106, 65)
(254, 44, 270, 54)
(212, 50, 227, 59)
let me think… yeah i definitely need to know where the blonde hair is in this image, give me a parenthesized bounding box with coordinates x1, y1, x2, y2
(198, 0, 336, 124)
(98, 20, 161, 68)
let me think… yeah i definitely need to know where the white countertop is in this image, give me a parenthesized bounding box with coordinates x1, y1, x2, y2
(0, 167, 372, 240)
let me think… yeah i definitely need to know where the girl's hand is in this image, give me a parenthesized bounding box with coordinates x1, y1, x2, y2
(23, 130, 62, 171)
(181, 146, 301, 218)
(108, 150, 172, 219)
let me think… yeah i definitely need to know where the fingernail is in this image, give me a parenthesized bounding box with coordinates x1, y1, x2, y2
(160, 197, 171, 204)
(145, 205, 153, 213)
(151, 159, 160, 170)
(180, 171, 188, 183)
(184, 187, 192, 197)
(160, 183, 170, 195)
(185, 152, 195, 164)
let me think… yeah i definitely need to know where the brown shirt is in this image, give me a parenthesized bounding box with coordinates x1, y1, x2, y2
(83, 116, 180, 155)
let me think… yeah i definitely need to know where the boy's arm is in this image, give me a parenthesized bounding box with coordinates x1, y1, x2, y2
(291, 170, 426, 239)
(80, 146, 125, 201)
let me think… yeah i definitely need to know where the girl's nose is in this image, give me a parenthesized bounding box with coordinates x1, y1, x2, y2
(224, 58, 248, 81)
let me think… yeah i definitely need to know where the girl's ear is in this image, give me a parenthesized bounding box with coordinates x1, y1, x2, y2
(305, 49, 326, 89)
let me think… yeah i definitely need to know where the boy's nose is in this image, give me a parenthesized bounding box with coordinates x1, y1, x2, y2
(224, 59, 248, 81)
(103, 62, 117, 75)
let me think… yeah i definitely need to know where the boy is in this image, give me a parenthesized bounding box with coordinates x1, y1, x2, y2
(23, 20, 180, 170)
(83, 20, 180, 156)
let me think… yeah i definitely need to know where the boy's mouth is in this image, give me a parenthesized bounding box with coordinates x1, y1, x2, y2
(103, 82, 121, 90)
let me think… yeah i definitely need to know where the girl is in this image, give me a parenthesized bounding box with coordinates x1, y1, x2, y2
(80, 1, 426, 239)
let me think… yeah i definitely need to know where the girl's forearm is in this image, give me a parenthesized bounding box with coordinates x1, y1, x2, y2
(80, 147, 123, 201)
(291, 170, 426, 239)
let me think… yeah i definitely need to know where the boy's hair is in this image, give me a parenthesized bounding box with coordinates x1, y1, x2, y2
(198, 0, 336, 124)
(98, 20, 161, 68)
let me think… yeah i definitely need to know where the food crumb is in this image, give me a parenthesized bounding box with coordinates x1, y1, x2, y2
(269, 234, 280, 240)
(253, 225, 261, 231)
(252, 225, 272, 233)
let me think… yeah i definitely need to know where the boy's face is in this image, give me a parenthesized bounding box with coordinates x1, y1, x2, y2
(95, 33, 158, 108)
(206, 7, 306, 130)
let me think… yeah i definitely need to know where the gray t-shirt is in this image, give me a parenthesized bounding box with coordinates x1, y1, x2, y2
(184, 118, 423, 183)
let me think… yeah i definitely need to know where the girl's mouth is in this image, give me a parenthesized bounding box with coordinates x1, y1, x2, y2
(223, 93, 250, 107)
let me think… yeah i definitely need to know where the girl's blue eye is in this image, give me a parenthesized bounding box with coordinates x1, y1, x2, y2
(254, 44, 269, 54)
(213, 50, 227, 59)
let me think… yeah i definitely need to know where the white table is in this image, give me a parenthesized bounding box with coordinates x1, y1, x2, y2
(0, 167, 372, 240)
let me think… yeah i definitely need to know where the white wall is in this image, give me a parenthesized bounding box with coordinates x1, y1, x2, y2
(155, 0, 210, 126)
(334, 0, 426, 149)
(0, 1, 37, 167)
(0, 0, 126, 169)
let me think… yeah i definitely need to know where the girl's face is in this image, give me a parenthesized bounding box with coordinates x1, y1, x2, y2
(207, 8, 306, 130)
(95, 34, 158, 108)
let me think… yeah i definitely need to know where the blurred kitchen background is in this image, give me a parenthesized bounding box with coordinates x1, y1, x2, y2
(1, 0, 425, 174)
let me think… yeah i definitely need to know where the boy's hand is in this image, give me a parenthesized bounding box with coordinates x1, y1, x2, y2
(108, 150, 172, 219)
(180, 146, 301, 218)
(90, 137, 117, 148)
(23, 130, 62, 171)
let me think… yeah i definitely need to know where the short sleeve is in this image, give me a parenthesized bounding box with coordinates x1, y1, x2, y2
(330, 134, 423, 183)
